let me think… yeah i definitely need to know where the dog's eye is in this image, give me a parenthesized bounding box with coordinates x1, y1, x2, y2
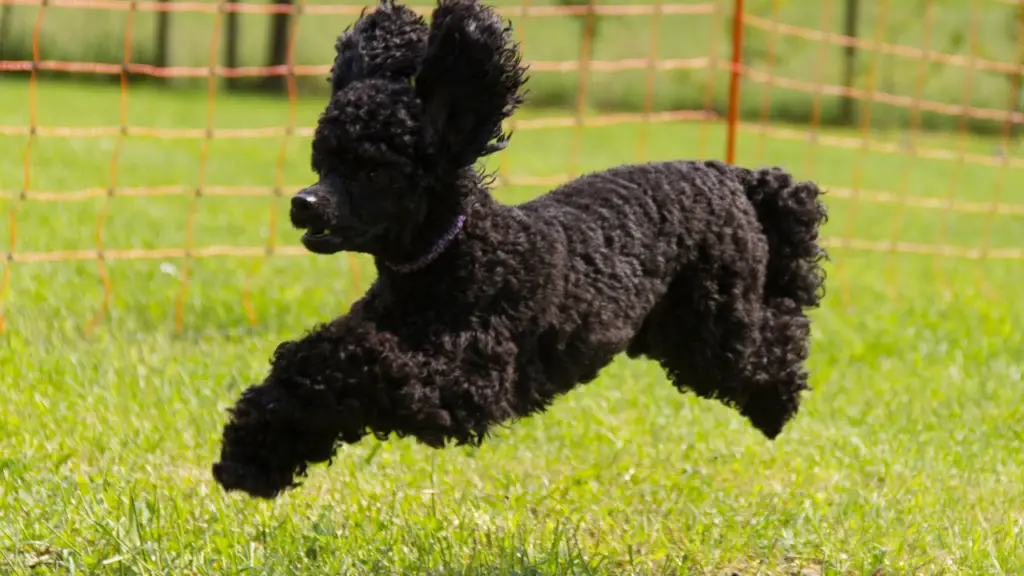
(363, 169, 382, 185)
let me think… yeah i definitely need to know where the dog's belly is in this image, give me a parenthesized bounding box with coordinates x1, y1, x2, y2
(505, 316, 642, 415)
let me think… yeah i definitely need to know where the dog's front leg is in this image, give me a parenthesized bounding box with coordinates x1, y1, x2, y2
(211, 332, 367, 499)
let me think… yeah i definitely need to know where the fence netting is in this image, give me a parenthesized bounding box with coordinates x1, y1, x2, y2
(1, 0, 1022, 333)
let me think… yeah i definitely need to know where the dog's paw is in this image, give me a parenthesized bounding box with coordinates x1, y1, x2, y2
(211, 460, 296, 500)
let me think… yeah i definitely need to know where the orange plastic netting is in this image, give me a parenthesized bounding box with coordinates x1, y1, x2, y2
(1, 0, 1023, 333)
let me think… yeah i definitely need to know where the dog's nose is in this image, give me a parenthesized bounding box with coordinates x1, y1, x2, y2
(291, 193, 317, 216)
(290, 191, 321, 226)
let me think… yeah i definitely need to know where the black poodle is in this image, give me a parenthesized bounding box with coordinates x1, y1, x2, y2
(211, 0, 828, 499)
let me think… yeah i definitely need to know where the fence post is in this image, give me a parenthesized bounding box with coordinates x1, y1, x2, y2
(265, 0, 294, 92)
(0, 4, 11, 59)
(840, 0, 860, 125)
(725, 0, 745, 164)
(155, 0, 171, 79)
(225, 2, 240, 90)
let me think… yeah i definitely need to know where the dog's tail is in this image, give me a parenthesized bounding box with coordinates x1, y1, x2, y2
(741, 166, 829, 309)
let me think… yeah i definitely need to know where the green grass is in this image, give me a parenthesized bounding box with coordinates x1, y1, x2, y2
(2, 0, 1023, 132)
(1, 79, 1024, 574)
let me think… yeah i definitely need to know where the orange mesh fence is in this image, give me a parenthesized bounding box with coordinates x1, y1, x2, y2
(1, 0, 1023, 333)
(740, 0, 1024, 305)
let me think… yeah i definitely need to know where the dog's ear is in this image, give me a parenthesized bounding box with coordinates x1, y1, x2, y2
(330, 0, 429, 94)
(414, 0, 528, 169)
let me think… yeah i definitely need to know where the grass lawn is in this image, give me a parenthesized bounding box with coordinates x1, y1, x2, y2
(0, 78, 1023, 574)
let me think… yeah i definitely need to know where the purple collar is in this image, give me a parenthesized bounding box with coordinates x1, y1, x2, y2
(384, 215, 466, 274)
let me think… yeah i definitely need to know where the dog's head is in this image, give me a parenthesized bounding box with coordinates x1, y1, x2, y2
(291, 0, 527, 261)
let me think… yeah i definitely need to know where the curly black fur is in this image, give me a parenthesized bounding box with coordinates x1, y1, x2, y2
(330, 0, 428, 93)
(212, 0, 828, 499)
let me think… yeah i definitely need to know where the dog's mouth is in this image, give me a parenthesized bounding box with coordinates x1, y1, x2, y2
(300, 227, 346, 254)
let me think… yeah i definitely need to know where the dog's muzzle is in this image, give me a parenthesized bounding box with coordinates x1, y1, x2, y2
(291, 184, 347, 254)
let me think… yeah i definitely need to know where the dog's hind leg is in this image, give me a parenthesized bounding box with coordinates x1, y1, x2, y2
(626, 245, 808, 439)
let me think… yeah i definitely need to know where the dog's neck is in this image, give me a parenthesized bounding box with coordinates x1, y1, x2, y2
(378, 176, 487, 275)
(382, 214, 467, 274)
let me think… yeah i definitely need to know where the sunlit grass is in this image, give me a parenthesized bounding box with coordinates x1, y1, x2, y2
(0, 80, 1022, 574)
